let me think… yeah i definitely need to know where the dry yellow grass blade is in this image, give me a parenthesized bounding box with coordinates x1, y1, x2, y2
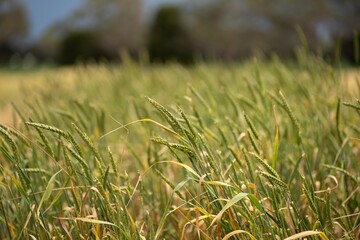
(180, 215, 213, 240)
(284, 231, 329, 240)
(18, 204, 36, 240)
(58, 217, 118, 228)
(222, 230, 257, 240)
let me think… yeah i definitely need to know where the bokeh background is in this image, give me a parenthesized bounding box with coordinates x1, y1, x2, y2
(1, 0, 360, 66)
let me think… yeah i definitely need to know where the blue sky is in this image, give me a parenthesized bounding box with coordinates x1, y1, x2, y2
(20, 0, 182, 41)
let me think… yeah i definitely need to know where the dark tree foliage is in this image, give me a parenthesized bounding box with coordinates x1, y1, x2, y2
(57, 31, 108, 65)
(340, 34, 360, 65)
(0, 0, 28, 64)
(324, 32, 360, 65)
(147, 6, 193, 64)
(0, 43, 15, 63)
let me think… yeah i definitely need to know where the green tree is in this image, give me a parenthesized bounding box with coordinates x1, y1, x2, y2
(147, 6, 193, 63)
(0, 0, 28, 63)
(57, 31, 107, 65)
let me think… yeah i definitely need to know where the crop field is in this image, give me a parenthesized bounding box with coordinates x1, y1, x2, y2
(0, 54, 359, 239)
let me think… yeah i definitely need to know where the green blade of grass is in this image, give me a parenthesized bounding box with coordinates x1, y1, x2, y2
(37, 169, 62, 216)
(272, 125, 279, 169)
(155, 179, 190, 240)
(210, 192, 249, 226)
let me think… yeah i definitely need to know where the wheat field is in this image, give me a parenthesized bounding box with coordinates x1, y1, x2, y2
(0, 55, 359, 239)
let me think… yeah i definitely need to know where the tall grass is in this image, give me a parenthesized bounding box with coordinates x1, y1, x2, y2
(0, 55, 359, 239)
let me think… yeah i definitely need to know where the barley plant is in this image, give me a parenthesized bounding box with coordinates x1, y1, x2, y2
(0, 54, 359, 239)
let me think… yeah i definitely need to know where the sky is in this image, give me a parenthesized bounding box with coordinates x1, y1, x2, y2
(20, 0, 182, 41)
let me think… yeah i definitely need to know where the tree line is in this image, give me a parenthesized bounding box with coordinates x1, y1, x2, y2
(1, 0, 359, 65)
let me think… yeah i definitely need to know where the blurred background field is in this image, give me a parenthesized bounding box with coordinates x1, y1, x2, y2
(0, 59, 358, 128)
